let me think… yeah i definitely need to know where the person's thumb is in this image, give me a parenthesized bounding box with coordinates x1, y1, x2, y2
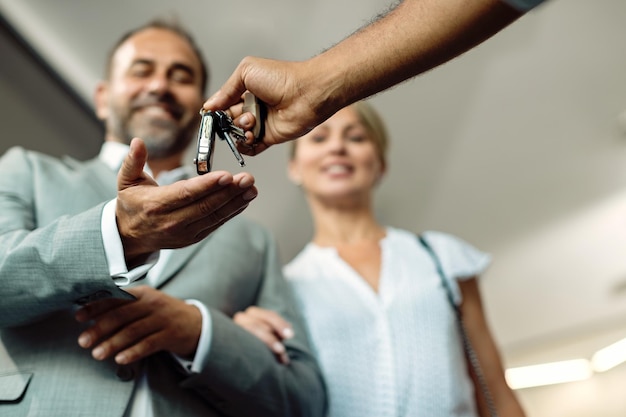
(203, 60, 250, 111)
(118, 138, 149, 191)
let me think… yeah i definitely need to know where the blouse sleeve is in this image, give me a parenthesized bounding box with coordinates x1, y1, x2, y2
(421, 230, 492, 305)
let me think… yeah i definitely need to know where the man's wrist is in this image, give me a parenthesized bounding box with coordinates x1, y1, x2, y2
(174, 300, 212, 374)
(302, 56, 351, 123)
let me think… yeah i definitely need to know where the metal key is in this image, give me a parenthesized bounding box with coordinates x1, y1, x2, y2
(194, 94, 266, 175)
(214, 111, 246, 167)
(194, 110, 246, 175)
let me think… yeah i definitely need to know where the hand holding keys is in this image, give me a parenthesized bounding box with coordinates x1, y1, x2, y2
(194, 92, 265, 175)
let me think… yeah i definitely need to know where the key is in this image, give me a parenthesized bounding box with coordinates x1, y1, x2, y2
(193, 94, 265, 174)
(194, 111, 217, 175)
(194, 111, 246, 175)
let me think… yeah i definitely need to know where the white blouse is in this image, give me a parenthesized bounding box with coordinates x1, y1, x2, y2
(283, 228, 491, 417)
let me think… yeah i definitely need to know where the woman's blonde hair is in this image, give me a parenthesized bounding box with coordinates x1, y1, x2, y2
(289, 100, 389, 167)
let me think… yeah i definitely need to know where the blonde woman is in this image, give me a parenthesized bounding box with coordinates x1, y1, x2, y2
(235, 101, 525, 417)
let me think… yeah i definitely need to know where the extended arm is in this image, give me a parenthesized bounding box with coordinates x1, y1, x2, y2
(204, 0, 525, 153)
(0, 140, 257, 328)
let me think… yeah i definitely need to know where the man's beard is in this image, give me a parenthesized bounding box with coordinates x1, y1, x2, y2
(121, 113, 195, 159)
(108, 95, 198, 159)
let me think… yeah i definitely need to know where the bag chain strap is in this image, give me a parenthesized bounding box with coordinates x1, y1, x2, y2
(418, 235, 499, 417)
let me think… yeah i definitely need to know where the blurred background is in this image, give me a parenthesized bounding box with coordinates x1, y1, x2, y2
(1, 0, 625, 415)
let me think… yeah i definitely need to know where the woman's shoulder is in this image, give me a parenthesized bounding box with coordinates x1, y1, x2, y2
(283, 243, 325, 280)
(385, 227, 491, 277)
(419, 229, 491, 280)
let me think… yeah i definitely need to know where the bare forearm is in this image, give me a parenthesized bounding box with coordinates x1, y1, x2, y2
(204, 0, 527, 151)
(306, 0, 524, 114)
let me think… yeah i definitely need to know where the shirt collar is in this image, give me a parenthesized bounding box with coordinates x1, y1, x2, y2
(99, 141, 129, 173)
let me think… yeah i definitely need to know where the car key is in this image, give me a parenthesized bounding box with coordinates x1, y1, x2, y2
(194, 110, 245, 175)
(194, 94, 265, 175)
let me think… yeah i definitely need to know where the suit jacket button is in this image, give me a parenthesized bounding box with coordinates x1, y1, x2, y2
(75, 290, 113, 305)
(116, 365, 135, 381)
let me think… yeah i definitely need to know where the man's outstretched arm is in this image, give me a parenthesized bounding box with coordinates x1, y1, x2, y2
(204, 0, 541, 153)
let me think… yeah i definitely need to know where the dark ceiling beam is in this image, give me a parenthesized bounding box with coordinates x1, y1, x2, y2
(0, 10, 100, 127)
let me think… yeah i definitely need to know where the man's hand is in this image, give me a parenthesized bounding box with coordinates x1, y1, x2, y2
(202, 58, 332, 156)
(233, 306, 294, 365)
(117, 138, 257, 263)
(76, 286, 202, 365)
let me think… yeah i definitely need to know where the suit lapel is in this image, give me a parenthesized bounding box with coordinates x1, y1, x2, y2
(152, 236, 212, 289)
(142, 168, 213, 289)
(63, 155, 118, 200)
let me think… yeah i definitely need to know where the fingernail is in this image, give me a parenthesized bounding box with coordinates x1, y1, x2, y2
(203, 95, 218, 110)
(272, 342, 286, 354)
(78, 333, 91, 348)
(238, 176, 253, 188)
(116, 353, 128, 365)
(283, 328, 294, 339)
(239, 113, 252, 127)
(92, 346, 105, 360)
(242, 189, 257, 201)
(281, 353, 291, 365)
(218, 174, 232, 186)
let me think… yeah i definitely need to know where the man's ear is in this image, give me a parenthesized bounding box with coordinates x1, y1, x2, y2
(94, 81, 109, 121)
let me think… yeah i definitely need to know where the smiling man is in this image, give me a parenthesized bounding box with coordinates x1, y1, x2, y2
(96, 24, 205, 172)
(0, 20, 325, 417)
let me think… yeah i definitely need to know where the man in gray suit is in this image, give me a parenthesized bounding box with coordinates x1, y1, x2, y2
(0, 19, 326, 417)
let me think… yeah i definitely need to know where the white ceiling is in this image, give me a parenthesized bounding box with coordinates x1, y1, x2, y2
(2, 0, 626, 365)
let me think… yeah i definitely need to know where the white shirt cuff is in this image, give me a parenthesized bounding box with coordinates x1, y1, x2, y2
(101, 198, 159, 286)
(173, 300, 212, 374)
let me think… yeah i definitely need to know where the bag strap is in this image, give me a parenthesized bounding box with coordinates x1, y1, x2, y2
(417, 235, 499, 417)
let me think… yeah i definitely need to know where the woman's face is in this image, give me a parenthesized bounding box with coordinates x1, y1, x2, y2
(288, 106, 385, 205)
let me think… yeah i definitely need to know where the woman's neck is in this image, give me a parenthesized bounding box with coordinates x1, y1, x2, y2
(309, 198, 385, 247)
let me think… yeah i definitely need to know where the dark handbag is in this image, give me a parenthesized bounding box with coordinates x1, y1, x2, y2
(418, 235, 499, 417)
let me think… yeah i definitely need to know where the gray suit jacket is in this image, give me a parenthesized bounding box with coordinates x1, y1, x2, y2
(0, 147, 326, 417)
